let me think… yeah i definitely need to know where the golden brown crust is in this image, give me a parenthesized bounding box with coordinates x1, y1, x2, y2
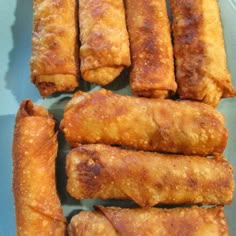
(79, 0, 131, 85)
(30, 0, 79, 96)
(66, 144, 234, 207)
(13, 100, 66, 236)
(125, 0, 177, 98)
(68, 211, 118, 236)
(171, 0, 235, 106)
(61, 89, 228, 156)
(69, 206, 229, 236)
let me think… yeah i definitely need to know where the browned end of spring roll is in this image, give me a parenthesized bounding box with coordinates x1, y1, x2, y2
(69, 206, 229, 236)
(60, 89, 228, 156)
(125, 0, 177, 98)
(30, 0, 79, 96)
(12, 100, 66, 235)
(79, 0, 131, 85)
(66, 144, 234, 207)
(171, 0, 235, 106)
(68, 210, 118, 236)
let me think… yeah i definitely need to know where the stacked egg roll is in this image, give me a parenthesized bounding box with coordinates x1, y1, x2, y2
(69, 206, 229, 236)
(12, 100, 66, 235)
(170, 0, 235, 106)
(66, 144, 234, 207)
(30, 0, 78, 96)
(79, 0, 131, 85)
(125, 0, 177, 98)
(60, 89, 228, 156)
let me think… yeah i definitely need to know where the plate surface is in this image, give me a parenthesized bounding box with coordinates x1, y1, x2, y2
(0, 0, 236, 235)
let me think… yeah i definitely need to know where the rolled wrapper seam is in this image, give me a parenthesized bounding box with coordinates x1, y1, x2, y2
(61, 89, 228, 156)
(68, 206, 229, 236)
(171, 0, 236, 106)
(13, 100, 66, 236)
(79, 0, 131, 85)
(31, 0, 79, 96)
(66, 144, 234, 207)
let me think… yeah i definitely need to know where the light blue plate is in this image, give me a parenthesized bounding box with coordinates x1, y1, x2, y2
(0, 0, 235, 235)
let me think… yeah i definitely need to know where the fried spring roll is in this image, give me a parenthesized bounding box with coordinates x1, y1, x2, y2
(12, 100, 66, 235)
(30, 0, 78, 96)
(69, 206, 229, 236)
(125, 0, 177, 98)
(171, 0, 235, 106)
(79, 0, 131, 85)
(60, 89, 228, 155)
(66, 144, 234, 207)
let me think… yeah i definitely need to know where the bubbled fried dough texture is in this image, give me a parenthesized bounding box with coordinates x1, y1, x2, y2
(66, 144, 234, 207)
(68, 211, 118, 236)
(79, 0, 131, 85)
(31, 0, 78, 96)
(61, 89, 228, 155)
(69, 206, 229, 236)
(125, 0, 177, 98)
(13, 100, 66, 236)
(171, 0, 235, 106)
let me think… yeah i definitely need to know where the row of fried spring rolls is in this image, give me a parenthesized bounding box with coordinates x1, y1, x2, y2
(69, 206, 229, 236)
(30, 0, 235, 105)
(30, 0, 175, 97)
(127, 0, 235, 103)
(30, 0, 131, 95)
(12, 100, 233, 234)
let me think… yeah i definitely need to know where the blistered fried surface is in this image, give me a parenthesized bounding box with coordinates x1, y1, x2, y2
(66, 144, 234, 207)
(61, 89, 228, 155)
(69, 206, 229, 236)
(30, 0, 78, 96)
(171, 0, 235, 106)
(13, 100, 66, 235)
(68, 211, 118, 236)
(100, 206, 229, 236)
(79, 0, 131, 85)
(125, 0, 176, 98)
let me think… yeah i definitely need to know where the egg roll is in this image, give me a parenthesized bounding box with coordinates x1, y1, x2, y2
(60, 89, 228, 156)
(66, 144, 234, 207)
(12, 100, 66, 235)
(125, 0, 177, 98)
(30, 0, 79, 96)
(170, 0, 235, 106)
(69, 206, 229, 236)
(79, 0, 131, 85)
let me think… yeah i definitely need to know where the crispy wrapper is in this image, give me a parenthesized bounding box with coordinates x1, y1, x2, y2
(79, 0, 131, 85)
(68, 211, 117, 236)
(69, 206, 229, 236)
(60, 89, 228, 156)
(30, 0, 79, 96)
(12, 100, 66, 235)
(125, 0, 177, 98)
(66, 144, 234, 207)
(171, 0, 236, 106)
